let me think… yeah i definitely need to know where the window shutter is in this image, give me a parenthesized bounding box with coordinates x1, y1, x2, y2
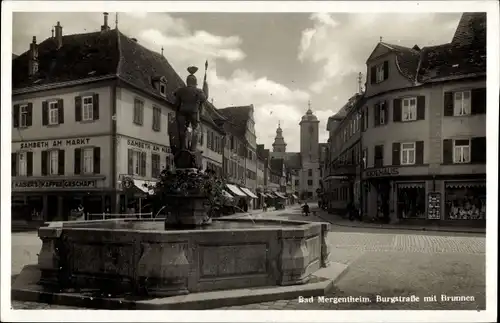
(27, 103, 33, 127)
(57, 99, 64, 124)
(94, 147, 101, 174)
(13, 104, 20, 128)
(383, 61, 389, 80)
(74, 148, 81, 174)
(365, 108, 369, 130)
(416, 96, 425, 120)
(443, 92, 454, 116)
(42, 101, 48, 125)
(471, 88, 486, 115)
(140, 151, 147, 176)
(370, 66, 376, 84)
(393, 99, 402, 122)
(374, 104, 380, 126)
(12, 153, 17, 176)
(93, 93, 100, 120)
(27, 151, 33, 176)
(416, 141, 424, 164)
(128, 149, 134, 175)
(383, 101, 389, 123)
(471, 137, 486, 163)
(442, 139, 453, 164)
(41, 150, 48, 175)
(75, 96, 82, 122)
(58, 149, 65, 175)
(392, 142, 400, 165)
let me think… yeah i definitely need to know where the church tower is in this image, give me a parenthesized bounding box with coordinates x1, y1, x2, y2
(272, 121, 287, 156)
(298, 101, 320, 200)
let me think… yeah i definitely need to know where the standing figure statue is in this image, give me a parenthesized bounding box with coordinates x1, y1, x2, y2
(169, 65, 208, 169)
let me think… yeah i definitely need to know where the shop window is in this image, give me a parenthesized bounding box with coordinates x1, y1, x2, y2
(401, 142, 415, 165)
(397, 183, 426, 218)
(453, 139, 470, 164)
(454, 91, 471, 116)
(445, 183, 485, 220)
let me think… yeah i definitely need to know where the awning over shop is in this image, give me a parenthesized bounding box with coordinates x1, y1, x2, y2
(259, 193, 267, 198)
(396, 182, 425, 189)
(264, 193, 275, 198)
(240, 187, 258, 199)
(292, 194, 299, 199)
(133, 180, 157, 194)
(226, 184, 247, 197)
(222, 190, 234, 199)
(445, 181, 486, 189)
(274, 192, 287, 199)
(324, 175, 349, 181)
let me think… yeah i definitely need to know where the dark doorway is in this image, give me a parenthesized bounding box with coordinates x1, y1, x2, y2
(46, 195, 58, 221)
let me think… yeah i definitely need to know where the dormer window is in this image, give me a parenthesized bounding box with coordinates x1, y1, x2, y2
(370, 61, 389, 84)
(160, 82, 167, 97)
(376, 63, 385, 83)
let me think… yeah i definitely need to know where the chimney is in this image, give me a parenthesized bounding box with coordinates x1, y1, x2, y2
(101, 12, 110, 31)
(54, 21, 63, 49)
(51, 28, 54, 38)
(28, 36, 38, 76)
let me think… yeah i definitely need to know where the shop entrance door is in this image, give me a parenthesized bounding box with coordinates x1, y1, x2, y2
(46, 195, 58, 221)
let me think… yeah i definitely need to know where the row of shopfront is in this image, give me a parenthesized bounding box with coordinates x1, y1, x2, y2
(323, 165, 486, 227)
(11, 175, 299, 223)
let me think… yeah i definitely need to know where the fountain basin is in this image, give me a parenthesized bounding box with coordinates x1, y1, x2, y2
(37, 217, 330, 297)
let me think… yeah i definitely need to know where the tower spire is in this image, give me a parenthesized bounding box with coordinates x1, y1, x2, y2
(115, 12, 118, 28)
(202, 60, 209, 98)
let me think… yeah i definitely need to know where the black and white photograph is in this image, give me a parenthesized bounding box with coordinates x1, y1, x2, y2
(1, 1, 498, 322)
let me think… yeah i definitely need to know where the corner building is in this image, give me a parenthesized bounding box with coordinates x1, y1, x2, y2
(11, 14, 224, 221)
(361, 13, 486, 226)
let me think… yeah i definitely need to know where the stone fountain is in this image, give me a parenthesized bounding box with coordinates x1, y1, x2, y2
(12, 66, 334, 309)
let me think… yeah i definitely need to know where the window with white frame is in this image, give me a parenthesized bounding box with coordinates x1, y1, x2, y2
(48, 101, 59, 125)
(453, 139, 470, 163)
(20, 105, 28, 127)
(132, 150, 141, 175)
(376, 64, 385, 83)
(402, 97, 417, 122)
(133, 99, 144, 125)
(82, 147, 94, 173)
(159, 82, 167, 97)
(49, 150, 59, 175)
(453, 91, 471, 116)
(82, 96, 94, 121)
(401, 142, 416, 165)
(379, 103, 386, 125)
(18, 152, 27, 176)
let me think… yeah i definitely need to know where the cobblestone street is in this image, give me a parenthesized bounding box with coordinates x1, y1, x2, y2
(10, 209, 485, 310)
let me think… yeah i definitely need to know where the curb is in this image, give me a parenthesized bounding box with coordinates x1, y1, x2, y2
(12, 264, 345, 310)
(315, 212, 485, 234)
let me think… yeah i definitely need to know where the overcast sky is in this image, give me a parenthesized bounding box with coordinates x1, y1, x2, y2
(12, 12, 461, 152)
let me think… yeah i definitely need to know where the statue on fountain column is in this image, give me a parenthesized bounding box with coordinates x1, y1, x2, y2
(169, 65, 208, 169)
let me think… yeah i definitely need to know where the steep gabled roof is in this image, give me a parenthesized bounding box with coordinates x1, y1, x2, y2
(218, 105, 253, 139)
(417, 12, 486, 82)
(13, 30, 120, 90)
(116, 31, 184, 104)
(364, 13, 486, 85)
(380, 42, 421, 81)
(12, 28, 186, 105)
